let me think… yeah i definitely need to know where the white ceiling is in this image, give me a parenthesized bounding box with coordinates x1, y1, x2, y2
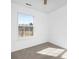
(12, 0, 67, 13)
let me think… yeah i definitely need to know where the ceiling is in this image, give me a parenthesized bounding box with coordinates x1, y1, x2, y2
(12, 0, 67, 13)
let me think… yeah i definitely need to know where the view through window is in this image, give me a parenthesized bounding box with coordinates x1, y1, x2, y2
(18, 13, 33, 37)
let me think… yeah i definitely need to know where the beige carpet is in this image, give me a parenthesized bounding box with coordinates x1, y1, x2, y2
(12, 42, 67, 59)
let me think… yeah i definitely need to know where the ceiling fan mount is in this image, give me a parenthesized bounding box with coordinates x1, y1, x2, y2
(44, 0, 47, 5)
(25, 3, 32, 6)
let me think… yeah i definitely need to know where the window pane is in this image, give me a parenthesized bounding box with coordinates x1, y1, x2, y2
(18, 13, 33, 37)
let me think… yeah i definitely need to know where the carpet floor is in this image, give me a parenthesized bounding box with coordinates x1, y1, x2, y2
(11, 42, 67, 59)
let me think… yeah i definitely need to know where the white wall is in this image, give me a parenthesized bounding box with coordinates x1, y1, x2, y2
(11, 3, 48, 52)
(48, 5, 67, 48)
(11, 3, 67, 52)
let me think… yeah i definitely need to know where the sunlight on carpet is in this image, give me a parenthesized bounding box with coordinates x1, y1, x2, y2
(37, 47, 65, 57)
(61, 52, 67, 59)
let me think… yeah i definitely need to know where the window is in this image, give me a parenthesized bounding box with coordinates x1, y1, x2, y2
(18, 13, 33, 37)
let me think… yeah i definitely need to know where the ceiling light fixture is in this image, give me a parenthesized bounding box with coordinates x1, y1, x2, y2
(25, 3, 32, 6)
(44, 0, 47, 5)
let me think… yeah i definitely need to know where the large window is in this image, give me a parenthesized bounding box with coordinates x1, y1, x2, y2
(18, 13, 33, 37)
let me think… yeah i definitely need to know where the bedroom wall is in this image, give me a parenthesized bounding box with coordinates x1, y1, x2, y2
(11, 3, 48, 52)
(11, 2, 67, 52)
(48, 5, 67, 48)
